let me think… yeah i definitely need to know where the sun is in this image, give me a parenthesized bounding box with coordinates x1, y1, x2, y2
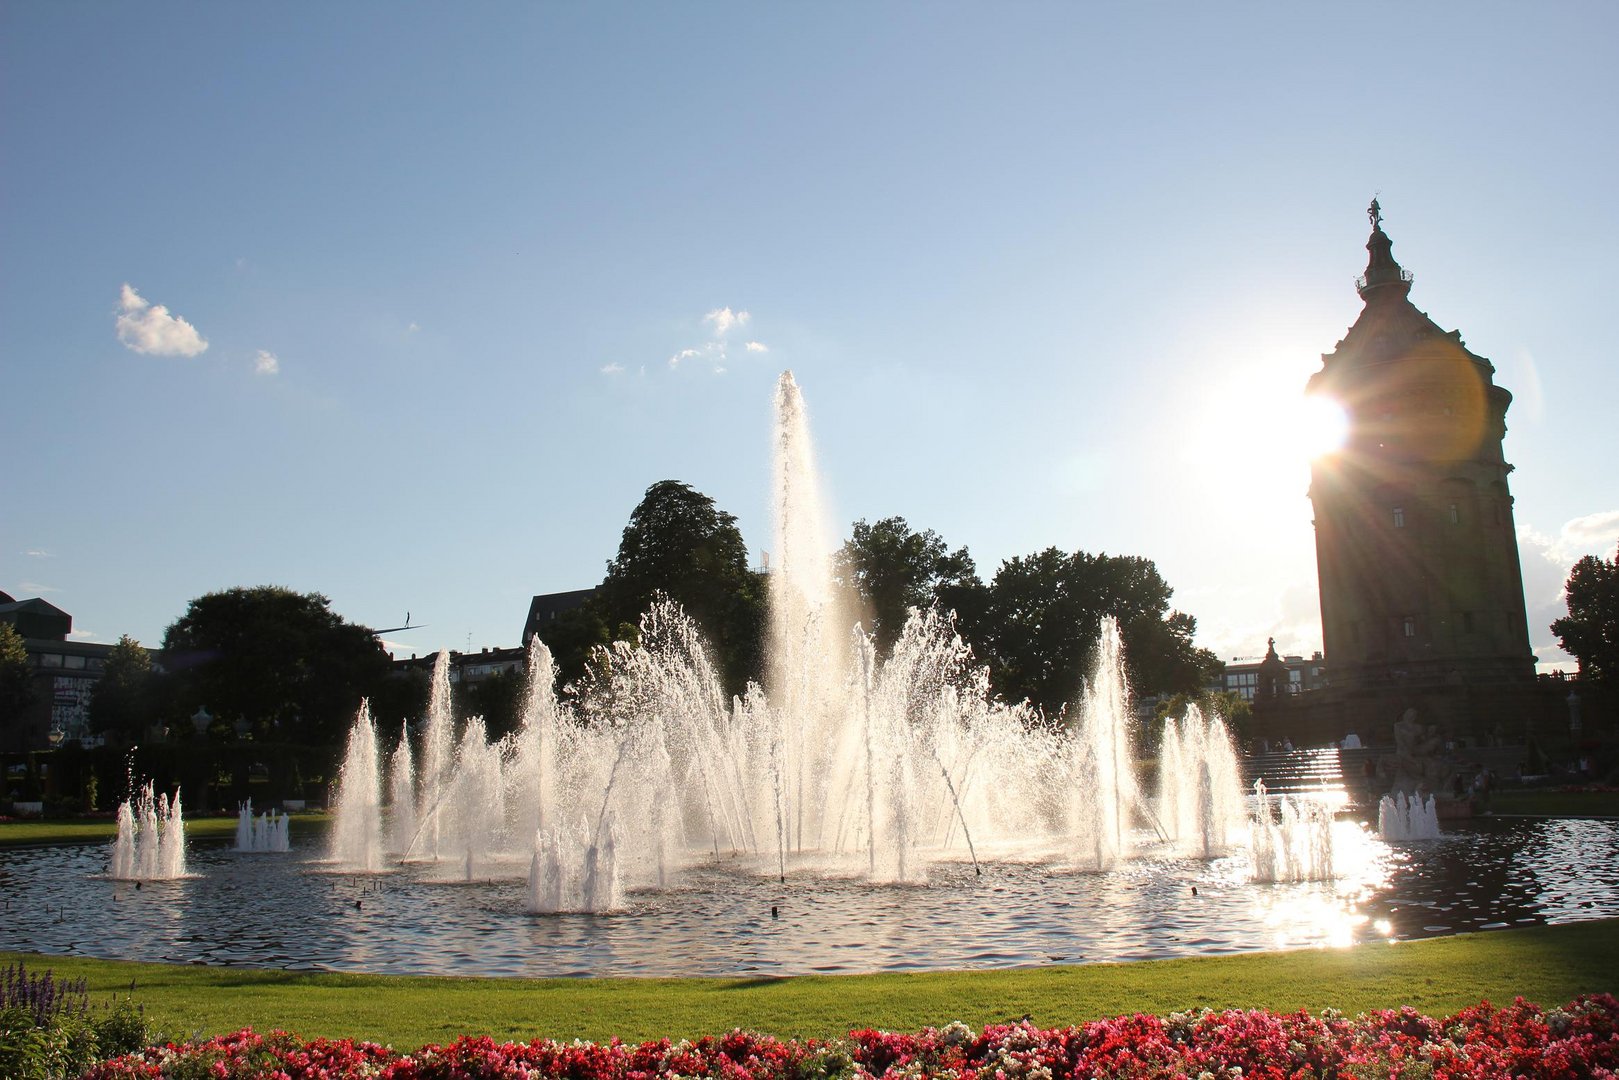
(1296, 394, 1350, 459)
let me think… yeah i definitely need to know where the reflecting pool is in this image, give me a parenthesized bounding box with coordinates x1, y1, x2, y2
(1, 815, 1614, 978)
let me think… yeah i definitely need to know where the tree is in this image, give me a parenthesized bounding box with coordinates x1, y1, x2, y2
(973, 548, 1218, 716)
(595, 480, 765, 696)
(1552, 542, 1619, 682)
(0, 623, 35, 727)
(534, 602, 613, 694)
(161, 586, 393, 744)
(462, 667, 525, 741)
(832, 517, 983, 655)
(88, 635, 156, 743)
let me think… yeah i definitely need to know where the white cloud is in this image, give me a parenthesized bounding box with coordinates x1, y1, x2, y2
(115, 283, 209, 357)
(24, 549, 53, 558)
(19, 581, 59, 594)
(254, 349, 280, 376)
(1519, 509, 1619, 669)
(69, 630, 96, 640)
(703, 307, 749, 338)
(668, 348, 701, 369)
(745, 341, 769, 353)
(407, 322, 421, 334)
(600, 362, 625, 376)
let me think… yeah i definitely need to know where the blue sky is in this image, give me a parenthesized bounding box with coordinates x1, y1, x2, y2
(4, 3, 1616, 672)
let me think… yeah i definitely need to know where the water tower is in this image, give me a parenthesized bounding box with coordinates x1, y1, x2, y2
(1305, 202, 1536, 739)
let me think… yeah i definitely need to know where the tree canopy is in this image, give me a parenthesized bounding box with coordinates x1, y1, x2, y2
(833, 516, 982, 656)
(969, 548, 1219, 715)
(1551, 542, 1619, 682)
(161, 586, 392, 744)
(544, 480, 765, 697)
(88, 634, 155, 743)
(0, 623, 34, 727)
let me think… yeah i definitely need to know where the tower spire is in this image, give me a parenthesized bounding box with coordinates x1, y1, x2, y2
(1356, 197, 1412, 300)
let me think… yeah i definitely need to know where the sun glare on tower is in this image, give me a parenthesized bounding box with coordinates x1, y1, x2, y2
(1298, 395, 1349, 458)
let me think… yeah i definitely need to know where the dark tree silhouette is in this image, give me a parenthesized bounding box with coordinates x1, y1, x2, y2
(1552, 542, 1619, 682)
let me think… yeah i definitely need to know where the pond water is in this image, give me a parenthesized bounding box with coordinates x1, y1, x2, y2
(2, 816, 1615, 978)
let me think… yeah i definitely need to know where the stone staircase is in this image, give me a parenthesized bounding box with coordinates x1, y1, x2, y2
(1239, 745, 1371, 805)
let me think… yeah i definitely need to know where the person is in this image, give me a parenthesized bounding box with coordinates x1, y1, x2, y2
(1281, 736, 1294, 753)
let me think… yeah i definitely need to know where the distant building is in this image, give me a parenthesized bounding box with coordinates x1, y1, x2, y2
(393, 645, 526, 685)
(1223, 643, 1326, 702)
(0, 592, 117, 751)
(520, 588, 597, 645)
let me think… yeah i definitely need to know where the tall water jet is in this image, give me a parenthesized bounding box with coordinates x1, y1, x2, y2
(1159, 704, 1244, 858)
(328, 702, 384, 872)
(412, 651, 455, 862)
(1378, 791, 1440, 840)
(108, 782, 186, 880)
(1075, 618, 1138, 869)
(766, 370, 855, 860)
(386, 727, 416, 855)
(234, 798, 291, 852)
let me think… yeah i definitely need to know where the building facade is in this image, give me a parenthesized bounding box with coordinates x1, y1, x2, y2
(0, 593, 116, 751)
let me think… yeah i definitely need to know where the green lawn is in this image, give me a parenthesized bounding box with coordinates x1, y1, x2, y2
(1486, 789, 1619, 818)
(6, 919, 1616, 1047)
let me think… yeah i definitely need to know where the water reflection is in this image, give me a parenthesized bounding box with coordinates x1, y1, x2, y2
(1, 817, 1615, 978)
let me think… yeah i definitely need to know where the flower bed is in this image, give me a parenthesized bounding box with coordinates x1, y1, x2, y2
(84, 994, 1618, 1080)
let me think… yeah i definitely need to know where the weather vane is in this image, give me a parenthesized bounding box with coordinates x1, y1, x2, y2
(1368, 196, 1383, 230)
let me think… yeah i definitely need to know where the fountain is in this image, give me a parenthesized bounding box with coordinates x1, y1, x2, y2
(234, 798, 291, 852)
(108, 781, 186, 880)
(1379, 791, 1441, 841)
(327, 371, 1314, 911)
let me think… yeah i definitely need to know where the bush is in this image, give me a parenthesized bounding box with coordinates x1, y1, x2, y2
(0, 963, 157, 1079)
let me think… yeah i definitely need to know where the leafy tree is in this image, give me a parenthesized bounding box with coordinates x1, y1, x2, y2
(0, 623, 35, 727)
(833, 517, 982, 656)
(974, 548, 1218, 716)
(1552, 542, 1619, 682)
(368, 665, 429, 734)
(88, 635, 156, 743)
(595, 480, 765, 696)
(161, 586, 393, 744)
(462, 667, 526, 741)
(534, 602, 615, 695)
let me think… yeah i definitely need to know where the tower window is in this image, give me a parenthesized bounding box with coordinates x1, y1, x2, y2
(1392, 506, 1406, 528)
(1449, 503, 1460, 525)
(1403, 616, 1417, 638)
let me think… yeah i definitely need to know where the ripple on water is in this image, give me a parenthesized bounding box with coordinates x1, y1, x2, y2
(4, 818, 1619, 977)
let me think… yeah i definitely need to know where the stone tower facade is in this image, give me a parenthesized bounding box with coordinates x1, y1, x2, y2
(1307, 203, 1536, 702)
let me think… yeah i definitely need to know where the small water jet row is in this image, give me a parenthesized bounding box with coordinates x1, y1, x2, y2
(234, 798, 291, 852)
(1248, 780, 1335, 883)
(108, 781, 186, 881)
(1378, 791, 1441, 840)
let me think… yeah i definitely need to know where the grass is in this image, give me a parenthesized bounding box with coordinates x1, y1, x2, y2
(5, 919, 1616, 1047)
(1487, 788, 1619, 818)
(0, 814, 331, 848)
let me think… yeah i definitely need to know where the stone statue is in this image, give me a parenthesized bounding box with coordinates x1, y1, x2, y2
(1368, 197, 1383, 230)
(1387, 706, 1443, 796)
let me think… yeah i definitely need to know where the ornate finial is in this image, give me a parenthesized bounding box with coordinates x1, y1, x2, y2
(1368, 197, 1383, 231)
